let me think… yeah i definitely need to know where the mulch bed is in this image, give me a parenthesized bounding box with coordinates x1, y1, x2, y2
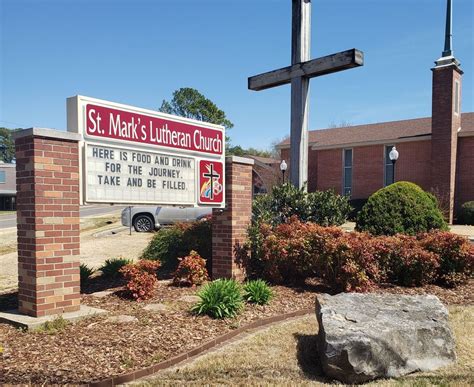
(0, 278, 472, 385)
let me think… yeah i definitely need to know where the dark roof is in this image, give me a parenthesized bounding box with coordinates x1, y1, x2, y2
(279, 112, 474, 148)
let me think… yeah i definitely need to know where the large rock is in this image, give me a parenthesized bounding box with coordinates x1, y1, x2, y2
(316, 293, 456, 384)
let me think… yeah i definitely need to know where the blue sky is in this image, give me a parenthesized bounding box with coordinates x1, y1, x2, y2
(1, 0, 473, 150)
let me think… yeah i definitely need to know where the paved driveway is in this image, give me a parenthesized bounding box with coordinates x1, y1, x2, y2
(0, 205, 126, 229)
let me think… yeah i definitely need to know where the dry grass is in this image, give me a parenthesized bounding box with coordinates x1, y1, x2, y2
(141, 306, 473, 386)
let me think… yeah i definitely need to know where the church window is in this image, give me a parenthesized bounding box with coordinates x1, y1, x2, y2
(343, 149, 352, 197)
(454, 80, 460, 115)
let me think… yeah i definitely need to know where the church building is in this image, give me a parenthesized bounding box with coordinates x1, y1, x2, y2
(279, 0, 472, 223)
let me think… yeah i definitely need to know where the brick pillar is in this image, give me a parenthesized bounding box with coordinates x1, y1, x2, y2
(212, 156, 254, 280)
(431, 60, 462, 224)
(14, 128, 81, 317)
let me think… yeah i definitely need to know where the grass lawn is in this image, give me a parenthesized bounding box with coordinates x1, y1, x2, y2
(143, 305, 474, 386)
(0, 211, 15, 215)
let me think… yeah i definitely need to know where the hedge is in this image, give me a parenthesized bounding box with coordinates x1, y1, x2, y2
(356, 181, 448, 236)
(242, 217, 473, 291)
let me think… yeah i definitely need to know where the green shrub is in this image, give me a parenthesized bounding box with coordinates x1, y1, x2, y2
(356, 181, 448, 236)
(252, 183, 351, 227)
(191, 279, 243, 319)
(459, 201, 474, 225)
(307, 190, 352, 226)
(100, 257, 133, 278)
(141, 221, 212, 273)
(243, 280, 273, 305)
(80, 263, 94, 291)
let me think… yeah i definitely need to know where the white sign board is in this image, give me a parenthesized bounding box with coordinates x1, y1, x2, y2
(67, 95, 225, 207)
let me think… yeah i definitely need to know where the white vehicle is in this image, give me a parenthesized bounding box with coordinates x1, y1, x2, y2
(121, 206, 212, 232)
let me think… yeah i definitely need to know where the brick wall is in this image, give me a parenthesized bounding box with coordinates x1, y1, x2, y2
(456, 136, 474, 210)
(395, 140, 432, 191)
(352, 145, 383, 199)
(15, 130, 81, 317)
(316, 149, 342, 193)
(212, 157, 253, 280)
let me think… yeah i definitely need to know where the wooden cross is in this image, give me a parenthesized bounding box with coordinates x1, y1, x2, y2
(248, 0, 364, 188)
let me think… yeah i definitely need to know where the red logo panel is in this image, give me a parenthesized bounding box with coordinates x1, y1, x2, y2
(199, 160, 224, 204)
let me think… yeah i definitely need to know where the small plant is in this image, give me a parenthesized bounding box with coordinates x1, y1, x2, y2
(36, 316, 68, 334)
(173, 250, 209, 287)
(80, 263, 94, 291)
(243, 280, 273, 305)
(191, 279, 243, 319)
(120, 260, 161, 301)
(100, 257, 133, 278)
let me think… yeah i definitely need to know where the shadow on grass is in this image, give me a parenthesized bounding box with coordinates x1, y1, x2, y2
(294, 332, 329, 383)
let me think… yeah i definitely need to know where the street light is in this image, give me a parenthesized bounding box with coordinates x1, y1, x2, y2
(280, 160, 288, 183)
(389, 146, 399, 183)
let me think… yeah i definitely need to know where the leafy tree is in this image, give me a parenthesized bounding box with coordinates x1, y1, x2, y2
(159, 88, 233, 131)
(0, 127, 22, 163)
(227, 145, 272, 158)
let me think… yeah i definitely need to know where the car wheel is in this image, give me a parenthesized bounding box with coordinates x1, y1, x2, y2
(133, 215, 154, 232)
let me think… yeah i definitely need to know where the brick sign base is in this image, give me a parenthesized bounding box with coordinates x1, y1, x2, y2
(212, 156, 254, 280)
(14, 128, 82, 317)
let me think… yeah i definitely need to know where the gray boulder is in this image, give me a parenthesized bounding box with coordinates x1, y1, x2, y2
(316, 293, 456, 384)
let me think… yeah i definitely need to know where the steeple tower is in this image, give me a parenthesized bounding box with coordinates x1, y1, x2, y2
(431, 0, 463, 224)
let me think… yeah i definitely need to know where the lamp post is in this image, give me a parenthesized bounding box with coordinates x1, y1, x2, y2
(389, 146, 399, 183)
(280, 160, 288, 184)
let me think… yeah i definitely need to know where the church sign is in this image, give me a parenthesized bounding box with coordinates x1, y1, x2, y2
(67, 95, 225, 207)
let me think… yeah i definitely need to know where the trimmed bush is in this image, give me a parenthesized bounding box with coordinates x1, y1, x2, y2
(243, 280, 273, 305)
(356, 181, 448, 236)
(141, 220, 211, 273)
(80, 264, 94, 291)
(418, 231, 474, 287)
(244, 217, 471, 291)
(459, 201, 474, 225)
(173, 250, 209, 287)
(256, 218, 377, 291)
(99, 257, 133, 278)
(191, 279, 243, 319)
(385, 235, 440, 287)
(120, 260, 161, 301)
